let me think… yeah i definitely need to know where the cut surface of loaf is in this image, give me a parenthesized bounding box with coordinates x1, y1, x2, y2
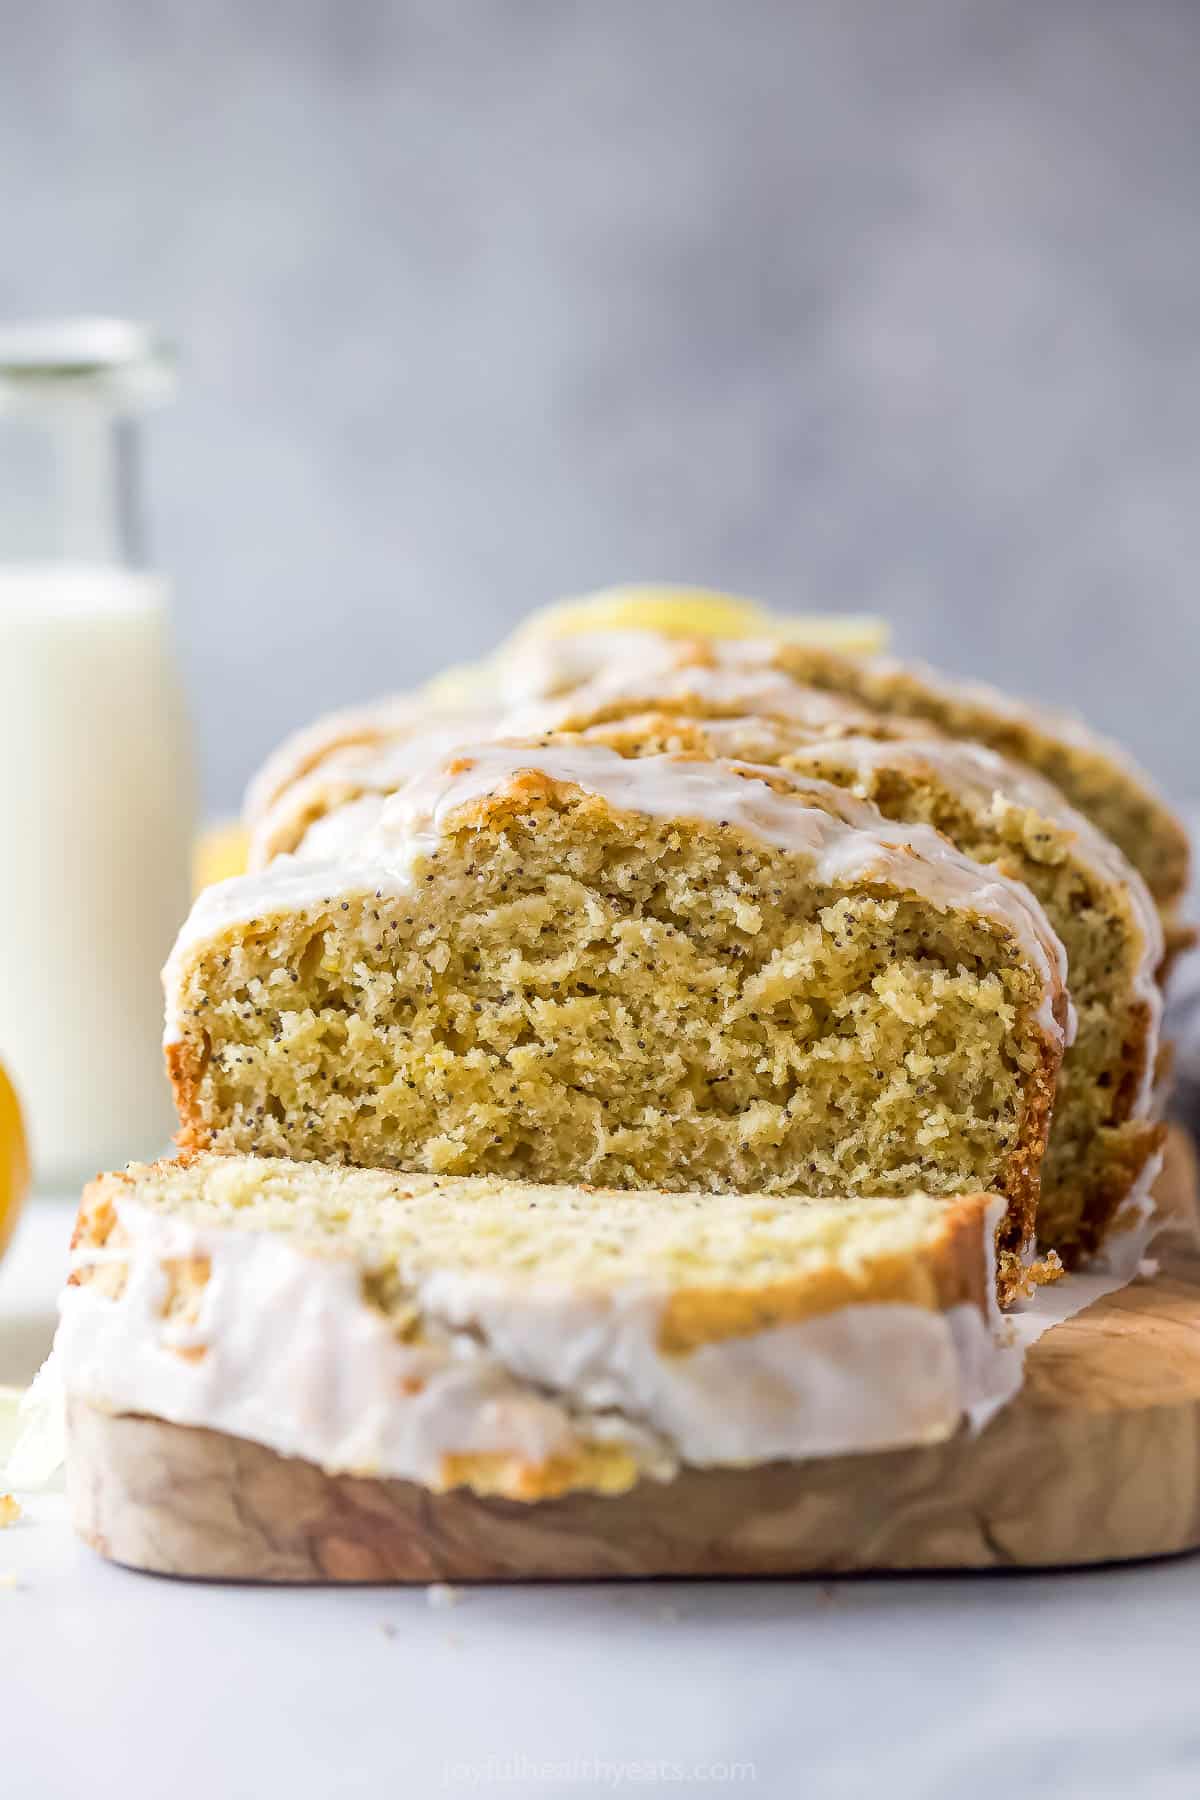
(65, 1154, 1016, 1499)
(518, 713, 1165, 1265)
(166, 743, 1070, 1295)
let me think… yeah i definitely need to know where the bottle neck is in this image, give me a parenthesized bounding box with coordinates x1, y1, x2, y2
(0, 394, 144, 567)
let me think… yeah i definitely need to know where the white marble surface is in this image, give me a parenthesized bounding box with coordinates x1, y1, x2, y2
(3, 1199, 1200, 1799)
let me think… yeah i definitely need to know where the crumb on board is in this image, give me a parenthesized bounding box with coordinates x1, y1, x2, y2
(0, 1494, 21, 1529)
(0, 1570, 17, 1588)
(1013, 1250, 1064, 1300)
(426, 1582, 461, 1609)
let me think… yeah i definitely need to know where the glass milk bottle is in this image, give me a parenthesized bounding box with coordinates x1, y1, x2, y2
(0, 319, 194, 1188)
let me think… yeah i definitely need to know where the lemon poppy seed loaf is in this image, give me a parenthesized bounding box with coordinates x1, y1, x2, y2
(242, 671, 1163, 1263)
(165, 743, 1070, 1296)
(64, 1153, 1016, 1498)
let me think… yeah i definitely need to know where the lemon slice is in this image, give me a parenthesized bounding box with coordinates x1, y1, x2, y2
(507, 585, 889, 653)
(0, 1059, 29, 1264)
(424, 586, 889, 708)
(193, 820, 250, 893)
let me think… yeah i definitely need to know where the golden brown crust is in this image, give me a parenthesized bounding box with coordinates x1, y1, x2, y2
(992, 1031, 1061, 1301)
(70, 1167, 133, 1265)
(166, 1039, 213, 1158)
(658, 1192, 993, 1352)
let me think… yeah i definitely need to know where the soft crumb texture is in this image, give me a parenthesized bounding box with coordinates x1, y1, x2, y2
(73, 1154, 996, 1337)
(166, 773, 1062, 1288)
(0, 1494, 21, 1527)
(557, 717, 1165, 1265)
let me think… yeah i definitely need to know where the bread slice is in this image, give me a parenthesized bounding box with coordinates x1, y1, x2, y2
(243, 676, 1164, 1262)
(165, 743, 1070, 1293)
(65, 1154, 1014, 1500)
(496, 708, 1163, 1266)
(739, 642, 1190, 917)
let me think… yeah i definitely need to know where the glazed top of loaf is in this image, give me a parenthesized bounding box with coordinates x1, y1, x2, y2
(246, 667, 904, 867)
(500, 663, 896, 735)
(493, 627, 1173, 788)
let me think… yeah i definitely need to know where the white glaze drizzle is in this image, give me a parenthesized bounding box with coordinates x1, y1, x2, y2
(56, 1192, 1020, 1484)
(248, 717, 501, 870)
(242, 694, 428, 828)
(257, 675, 880, 867)
(496, 628, 1181, 829)
(165, 741, 1071, 1051)
(492, 629, 691, 704)
(499, 664, 888, 737)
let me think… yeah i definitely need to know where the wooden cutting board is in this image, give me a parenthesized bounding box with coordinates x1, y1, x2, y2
(67, 1128, 1200, 1581)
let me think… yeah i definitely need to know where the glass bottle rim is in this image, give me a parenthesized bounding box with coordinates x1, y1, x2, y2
(0, 317, 175, 409)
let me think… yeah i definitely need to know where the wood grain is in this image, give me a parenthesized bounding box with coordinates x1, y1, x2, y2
(67, 1129, 1200, 1580)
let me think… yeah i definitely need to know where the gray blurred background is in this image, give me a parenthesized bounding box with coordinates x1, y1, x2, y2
(1, 0, 1197, 814)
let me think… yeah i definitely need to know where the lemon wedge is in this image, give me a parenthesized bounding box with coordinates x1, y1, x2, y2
(0, 1059, 29, 1265)
(193, 820, 250, 893)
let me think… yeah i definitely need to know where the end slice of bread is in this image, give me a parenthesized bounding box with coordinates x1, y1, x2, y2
(64, 1155, 1017, 1501)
